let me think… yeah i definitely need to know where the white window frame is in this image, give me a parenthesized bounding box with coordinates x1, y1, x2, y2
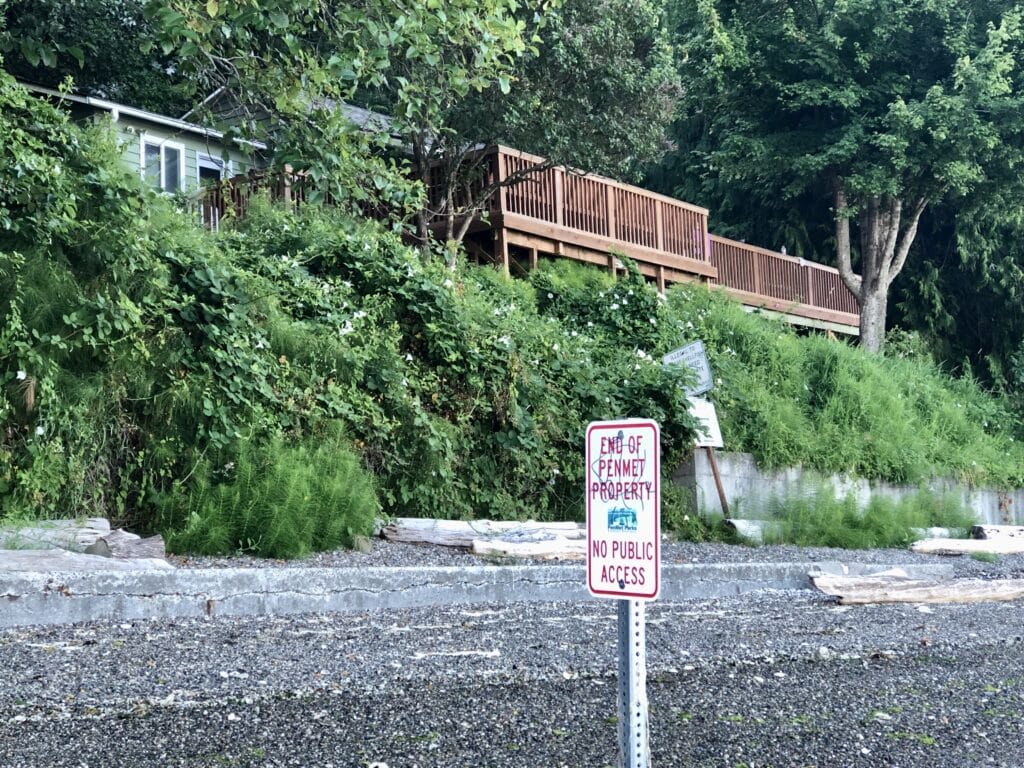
(140, 134, 186, 193)
(197, 152, 231, 184)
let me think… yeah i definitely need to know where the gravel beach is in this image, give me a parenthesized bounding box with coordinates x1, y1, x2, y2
(3, 541, 1024, 767)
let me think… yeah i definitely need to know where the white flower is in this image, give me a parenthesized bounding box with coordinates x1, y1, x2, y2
(587, 321, 594, 327)
(570, 330, 578, 337)
(623, 379, 629, 386)
(635, 364, 642, 370)
(339, 323, 354, 336)
(649, 318, 656, 325)
(552, 343, 559, 352)
(405, 353, 414, 362)
(604, 397, 611, 403)
(352, 310, 367, 320)
(342, 280, 353, 289)
(16, 370, 26, 381)
(443, 278, 454, 288)
(34, 425, 44, 436)
(610, 303, 620, 310)
(547, 292, 554, 299)
(498, 336, 511, 346)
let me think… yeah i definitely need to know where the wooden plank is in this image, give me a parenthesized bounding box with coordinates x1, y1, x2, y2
(472, 538, 586, 560)
(715, 284, 860, 329)
(812, 570, 1024, 605)
(911, 537, 1024, 556)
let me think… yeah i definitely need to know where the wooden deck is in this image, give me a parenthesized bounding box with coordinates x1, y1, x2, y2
(195, 147, 860, 334)
(475, 146, 859, 334)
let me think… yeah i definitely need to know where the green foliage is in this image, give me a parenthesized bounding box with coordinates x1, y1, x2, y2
(161, 427, 379, 558)
(143, 0, 554, 219)
(227, 207, 698, 522)
(666, 283, 1024, 488)
(658, 0, 1024, 351)
(0, 0, 191, 114)
(761, 487, 976, 550)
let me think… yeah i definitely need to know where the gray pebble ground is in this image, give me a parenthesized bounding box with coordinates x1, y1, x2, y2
(3, 540, 1024, 767)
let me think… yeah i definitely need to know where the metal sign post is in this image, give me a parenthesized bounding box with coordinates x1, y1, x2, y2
(617, 599, 650, 768)
(586, 419, 660, 768)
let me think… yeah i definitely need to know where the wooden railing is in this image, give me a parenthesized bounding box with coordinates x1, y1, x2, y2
(193, 165, 310, 231)
(710, 234, 859, 326)
(493, 146, 711, 268)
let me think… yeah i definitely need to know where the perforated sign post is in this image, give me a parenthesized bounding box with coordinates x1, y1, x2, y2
(586, 419, 660, 768)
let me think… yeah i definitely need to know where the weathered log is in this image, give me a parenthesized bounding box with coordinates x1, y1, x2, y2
(970, 525, 1024, 541)
(472, 537, 586, 560)
(103, 531, 166, 560)
(0, 518, 111, 552)
(382, 518, 584, 548)
(812, 569, 1024, 605)
(910, 537, 1024, 556)
(0, 549, 174, 572)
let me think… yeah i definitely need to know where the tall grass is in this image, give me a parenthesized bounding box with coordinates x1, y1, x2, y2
(162, 426, 379, 558)
(759, 486, 976, 549)
(666, 284, 1024, 488)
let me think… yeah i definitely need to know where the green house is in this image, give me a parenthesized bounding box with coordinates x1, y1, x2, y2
(24, 83, 266, 194)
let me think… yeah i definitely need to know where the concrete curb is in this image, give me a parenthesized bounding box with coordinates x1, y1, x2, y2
(0, 561, 954, 629)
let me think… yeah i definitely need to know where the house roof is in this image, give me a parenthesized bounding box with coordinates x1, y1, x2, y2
(23, 83, 268, 151)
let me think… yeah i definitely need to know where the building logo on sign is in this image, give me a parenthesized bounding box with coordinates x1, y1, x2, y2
(586, 420, 661, 600)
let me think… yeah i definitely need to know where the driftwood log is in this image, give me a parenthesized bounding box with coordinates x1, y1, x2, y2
(84, 530, 167, 560)
(0, 549, 174, 572)
(812, 568, 1024, 605)
(911, 537, 1024, 556)
(970, 525, 1024, 540)
(382, 518, 584, 548)
(471, 538, 586, 560)
(0, 518, 111, 552)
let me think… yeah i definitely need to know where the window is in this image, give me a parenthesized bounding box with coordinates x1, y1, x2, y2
(197, 153, 228, 186)
(141, 136, 184, 193)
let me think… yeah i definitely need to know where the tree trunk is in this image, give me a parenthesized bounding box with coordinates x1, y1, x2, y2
(858, 286, 888, 354)
(833, 181, 928, 354)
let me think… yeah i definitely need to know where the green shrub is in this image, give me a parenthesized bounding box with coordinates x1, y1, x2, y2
(761, 486, 976, 549)
(161, 427, 379, 558)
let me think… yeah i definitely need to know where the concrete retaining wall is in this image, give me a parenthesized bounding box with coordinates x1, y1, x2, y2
(674, 450, 1024, 525)
(0, 561, 952, 629)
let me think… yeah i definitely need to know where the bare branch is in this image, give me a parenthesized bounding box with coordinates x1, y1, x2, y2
(888, 196, 928, 280)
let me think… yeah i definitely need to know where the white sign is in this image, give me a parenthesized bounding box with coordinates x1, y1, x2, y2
(663, 340, 713, 396)
(688, 397, 723, 448)
(586, 419, 661, 600)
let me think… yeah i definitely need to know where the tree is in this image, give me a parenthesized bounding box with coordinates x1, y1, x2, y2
(0, 0, 191, 114)
(667, 0, 1024, 352)
(143, 0, 551, 222)
(392, 0, 680, 260)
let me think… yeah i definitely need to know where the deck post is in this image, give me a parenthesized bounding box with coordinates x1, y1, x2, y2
(608, 251, 617, 276)
(530, 247, 539, 272)
(657, 265, 666, 294)
(805, 266, 814, 306)
(281, 164, 294, 209)
(752, 249, 762, 295)
(496, 228, 510, 276)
